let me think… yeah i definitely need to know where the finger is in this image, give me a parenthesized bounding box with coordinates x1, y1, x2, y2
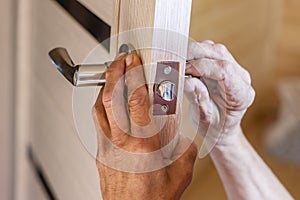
(93, 89, 111, 138)
(102, 54, 130, 145)
(186, 58, 234, 84)
(184, 77, 210, 105)
(215, 82, 256, 110)
(202, 40, 215, 45)
(187, 42, 235, 62)
(186, 58, 252, 89)
(125, 54, 151, 128)
(187, 42, 251, 84)
(184, 77, 218, 124)
(93, 89, 118, 156)
(186, 58, 243, 102)
(186, 58, 255, 110)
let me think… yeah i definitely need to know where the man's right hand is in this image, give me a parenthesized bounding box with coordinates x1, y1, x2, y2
(184, 41, 255, 146)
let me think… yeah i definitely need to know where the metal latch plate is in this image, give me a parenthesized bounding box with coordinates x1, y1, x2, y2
(153, 61, 180, 115)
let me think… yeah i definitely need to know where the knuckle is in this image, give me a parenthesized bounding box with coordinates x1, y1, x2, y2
(111, 135, 128, 148)
(218, 60, 231, 69)
(128, 89, 148, 108)
(92, 105, 99, 114)
(189, 42, 198, 50)
(102, 92, 113, 109)
(202, 39, 215, 44)
(239, 85, 256, 109)
(248, 86, 256, 105)
(187, 42, 198, 55)
(214, 43, 228, 56)
(189, 42, 204, 51)
(105, 66, 115, 76)
(244, 70, 252, 83)
(217, 60, 233, 79)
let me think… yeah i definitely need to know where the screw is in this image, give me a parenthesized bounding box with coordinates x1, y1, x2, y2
(161, 104, 169, 112)
(163, 66, 172, 75)
(119, 43, 135, 54)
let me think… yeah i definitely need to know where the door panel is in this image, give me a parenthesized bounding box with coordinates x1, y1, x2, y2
(28, 0, 119, 199)
(27, 168, 49, 200)
(78, 0, 118, 27)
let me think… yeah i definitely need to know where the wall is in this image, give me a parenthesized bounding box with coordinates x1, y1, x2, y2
(275, 0, 300, 78)
(189, 0, 283, 122)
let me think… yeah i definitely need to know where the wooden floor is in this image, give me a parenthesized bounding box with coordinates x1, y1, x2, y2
(183, 0, 300, 199)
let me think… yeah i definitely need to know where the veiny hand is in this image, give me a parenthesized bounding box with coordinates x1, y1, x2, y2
(185, 41, 255, 146)
(93, 53, 197, 200)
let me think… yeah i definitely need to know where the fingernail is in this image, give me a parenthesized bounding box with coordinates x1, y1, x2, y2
(125, 54, 133, 66)
(114, 52, 126, 60)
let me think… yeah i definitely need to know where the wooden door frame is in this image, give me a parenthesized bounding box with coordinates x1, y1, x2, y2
(118, 0, 192, 123)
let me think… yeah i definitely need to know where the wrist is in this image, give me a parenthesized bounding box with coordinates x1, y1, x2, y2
(215, 125, 243, 147)
(208, 126, 246, 155)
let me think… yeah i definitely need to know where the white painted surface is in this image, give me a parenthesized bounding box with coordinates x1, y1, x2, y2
(27, 168, 49, 200)
(26, 0, 112, 199)
(0, 0, 14, 199)
(79, 0, 116, 25)
(14, 0, 119, 199)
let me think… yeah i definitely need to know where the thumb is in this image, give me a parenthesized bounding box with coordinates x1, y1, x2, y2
(125, 53, 151, 128)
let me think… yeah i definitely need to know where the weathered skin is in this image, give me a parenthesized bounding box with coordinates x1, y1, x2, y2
(185, 41, 293, 200)
(93, 41, 293, 200)
(93, 53, 197, 200)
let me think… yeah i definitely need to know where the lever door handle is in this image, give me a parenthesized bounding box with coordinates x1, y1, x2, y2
(48, 44, 134, 87)
(48, 44, 200, 115)
(49, 44, 194, 87)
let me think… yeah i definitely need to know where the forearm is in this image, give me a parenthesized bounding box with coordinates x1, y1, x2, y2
(210, 128, 294, 200)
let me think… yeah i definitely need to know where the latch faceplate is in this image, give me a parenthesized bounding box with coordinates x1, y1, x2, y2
(153, 61, 180, 116)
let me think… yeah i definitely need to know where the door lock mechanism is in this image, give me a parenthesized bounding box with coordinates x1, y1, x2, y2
(48, 45, 192, 115)
(157, 80, 176, 102)
(153, 61, 180, 115)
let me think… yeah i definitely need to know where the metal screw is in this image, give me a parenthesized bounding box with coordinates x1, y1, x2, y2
(161, 104, 169, 112)
(163, 66, 172, 75)
(119, 43, 135, 54)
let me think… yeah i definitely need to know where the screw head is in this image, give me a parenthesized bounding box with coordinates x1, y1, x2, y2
(161, 104, 169, 113)
(163, 66, 172, 75)
(119, 43, 135, 54)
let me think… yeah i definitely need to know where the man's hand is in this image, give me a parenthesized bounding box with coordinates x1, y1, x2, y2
(185, 40, 255, 146)
(93, 53, 197, 200)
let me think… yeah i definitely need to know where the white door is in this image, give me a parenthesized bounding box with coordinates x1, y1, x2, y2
(14, 0, 192, 199)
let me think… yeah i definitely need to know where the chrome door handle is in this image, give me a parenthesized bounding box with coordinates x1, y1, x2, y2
(48, 44, 134, 87)
(49, 44, 195, 88)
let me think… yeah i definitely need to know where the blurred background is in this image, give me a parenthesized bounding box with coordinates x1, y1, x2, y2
(1, 0, 300, 199)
